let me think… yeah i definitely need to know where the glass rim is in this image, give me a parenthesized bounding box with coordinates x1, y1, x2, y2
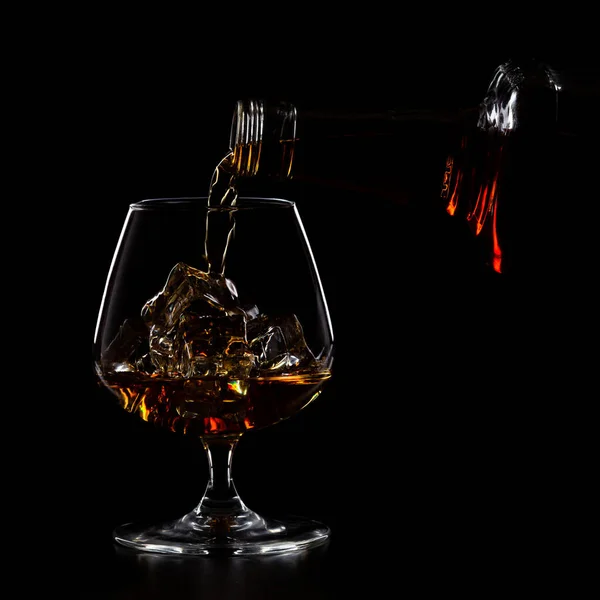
(129, 197, 296, 211)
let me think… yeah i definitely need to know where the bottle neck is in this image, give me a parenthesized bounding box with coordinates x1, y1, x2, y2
(229, 99, 297, 179)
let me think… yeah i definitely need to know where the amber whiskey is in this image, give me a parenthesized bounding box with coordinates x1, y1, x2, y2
(98, 369, 331, 438)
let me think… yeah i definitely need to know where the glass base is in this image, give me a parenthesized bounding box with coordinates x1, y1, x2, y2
(113, 509, 330, 556)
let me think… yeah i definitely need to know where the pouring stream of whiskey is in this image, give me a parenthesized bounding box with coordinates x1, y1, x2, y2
(204, 151, 239, 275)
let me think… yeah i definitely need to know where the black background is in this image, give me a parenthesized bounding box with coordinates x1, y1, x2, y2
(34, 34, 598, 597)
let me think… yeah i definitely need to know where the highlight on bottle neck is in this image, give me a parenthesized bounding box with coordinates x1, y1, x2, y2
(229, 99, 297, 179)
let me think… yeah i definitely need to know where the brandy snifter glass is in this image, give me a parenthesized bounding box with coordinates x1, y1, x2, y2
(93, 196, 334, 556)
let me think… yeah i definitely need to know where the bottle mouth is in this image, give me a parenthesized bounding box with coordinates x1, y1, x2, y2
(229, 100, 263, 176)
(229, 100, 297, 179)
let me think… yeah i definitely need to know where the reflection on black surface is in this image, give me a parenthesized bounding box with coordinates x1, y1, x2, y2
(99, 543, 333, 599)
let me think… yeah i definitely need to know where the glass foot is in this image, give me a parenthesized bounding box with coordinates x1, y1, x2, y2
(113, 509, 330, 556)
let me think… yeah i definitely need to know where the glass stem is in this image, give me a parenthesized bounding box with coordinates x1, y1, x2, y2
(196, 438, 248, 517)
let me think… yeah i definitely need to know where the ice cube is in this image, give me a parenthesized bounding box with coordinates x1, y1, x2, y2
(102, 263, 317, 382)
(247, 314, 316, 373)
(134, 353, 156, 375)
(242, 304, 260, 320)
(140, 262, 245, 375)
(101, 317, 149, 373)
(147, 323, 178, 374)
(142, 262, 241, 328)
(177, 313, 254, 378)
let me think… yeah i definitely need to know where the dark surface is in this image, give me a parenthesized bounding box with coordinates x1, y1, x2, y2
(49, 53, 598, 597)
